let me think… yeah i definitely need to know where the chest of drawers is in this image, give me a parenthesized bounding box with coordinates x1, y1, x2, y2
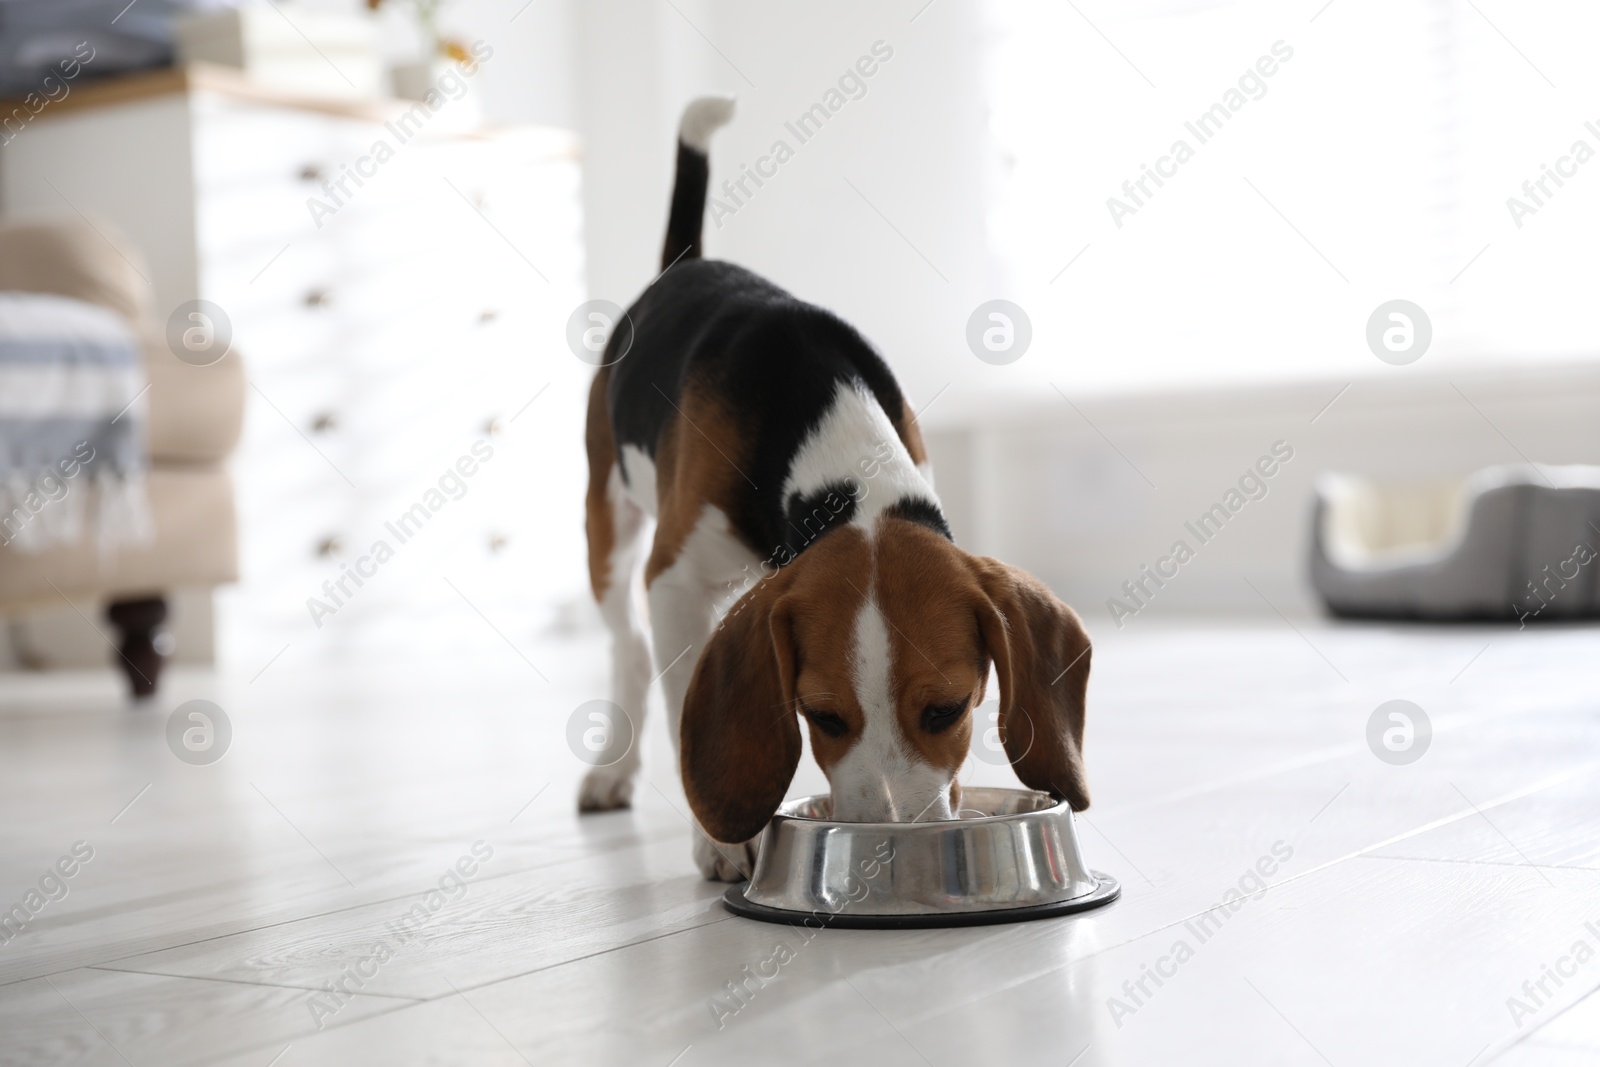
(3, 65, 594, 669)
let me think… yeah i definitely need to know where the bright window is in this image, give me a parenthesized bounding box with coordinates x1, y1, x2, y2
(986, 0, 1600, 392)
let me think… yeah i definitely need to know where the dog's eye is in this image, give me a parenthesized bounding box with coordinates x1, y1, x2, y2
(803, 709, 849, 738)
(921, 702, 966, 734)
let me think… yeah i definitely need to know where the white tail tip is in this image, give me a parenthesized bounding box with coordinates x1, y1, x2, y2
(679, 96, 736, 153)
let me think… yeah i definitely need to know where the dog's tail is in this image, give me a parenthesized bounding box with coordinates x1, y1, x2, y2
(662, 96, 735, 271)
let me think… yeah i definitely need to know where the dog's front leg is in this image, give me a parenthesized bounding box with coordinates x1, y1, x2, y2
(648, 539, 761, 883)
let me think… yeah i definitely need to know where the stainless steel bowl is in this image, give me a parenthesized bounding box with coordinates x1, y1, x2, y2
(722, 787, 1119, 928)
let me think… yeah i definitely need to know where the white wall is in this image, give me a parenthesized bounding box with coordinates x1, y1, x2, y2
(926, 361, 1600, 630)
(440, 0, 1600, 625)
(11, 0, 1594, 659)
(444, 0, 1001, 407)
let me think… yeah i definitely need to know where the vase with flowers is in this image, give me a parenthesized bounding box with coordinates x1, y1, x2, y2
(369, 0, 482, 118)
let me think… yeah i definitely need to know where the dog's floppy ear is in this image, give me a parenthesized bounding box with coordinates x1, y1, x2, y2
(680, 572, 802, 843)
(971, 557, 1092, 810)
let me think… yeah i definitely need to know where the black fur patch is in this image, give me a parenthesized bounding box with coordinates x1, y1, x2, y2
(608, 259, 938, 561)
(782, 482, 859, 558)
(883, 497, 953, 541)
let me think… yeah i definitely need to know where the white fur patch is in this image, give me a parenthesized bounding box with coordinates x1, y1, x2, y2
(828, 585, 954, 823)
(679, 96, 736, 153)
(648, 503, 760, 752)
(664, 503, 759, 601)
(619, 444, 658, 518)
(781, 381, 940, 535)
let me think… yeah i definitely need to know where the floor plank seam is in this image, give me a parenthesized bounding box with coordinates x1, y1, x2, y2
(81, 963, 428, 1000)
(1356, 853, 1600, 874)
(902, 763, 1600, 1021)
(0, 969, 427, 1060)
(48, 832, 696, 980)
(1482, 976, 1600, 1064)
(27, 907, 734, 1012)
(6, 766, 1592, 1001)
(408, 912, 737, 1002)
(219, 995, 427, 1056)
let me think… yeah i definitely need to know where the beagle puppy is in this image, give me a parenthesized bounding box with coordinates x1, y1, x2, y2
(579, 98, 1093, 882)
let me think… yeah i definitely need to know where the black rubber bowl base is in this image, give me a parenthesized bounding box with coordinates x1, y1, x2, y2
(722, 872, 1120, 930)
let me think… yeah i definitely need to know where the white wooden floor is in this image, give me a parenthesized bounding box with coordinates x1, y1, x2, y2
(1, 618, 1597, 1067)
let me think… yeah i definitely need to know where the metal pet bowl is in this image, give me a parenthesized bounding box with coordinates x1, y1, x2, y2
(722, 787, 1119, 929)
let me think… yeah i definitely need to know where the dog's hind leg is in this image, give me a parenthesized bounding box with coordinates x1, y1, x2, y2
(579, 372, 654, 812)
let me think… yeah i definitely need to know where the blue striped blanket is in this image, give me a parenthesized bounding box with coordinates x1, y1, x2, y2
(0, 292, 150, 553)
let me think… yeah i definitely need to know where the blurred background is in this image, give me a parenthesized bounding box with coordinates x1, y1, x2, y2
(1, 0, 1596, 693)
(2, 7, 1598, 1062)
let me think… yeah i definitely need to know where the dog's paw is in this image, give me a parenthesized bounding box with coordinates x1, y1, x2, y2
(577, 766, 635, 812)
(693, 832, 759, 883)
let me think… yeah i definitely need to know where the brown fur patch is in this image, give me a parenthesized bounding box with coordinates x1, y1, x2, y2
(969, 555, 1092, 809)
(780, 530, 873, 774)
(681, 510, 1092, 836)
(870, 521, 989, 775)
(583, 368, 617, 602)
(814, 516, 1092, 809)
(644, 382, 753, 587)
(784, 524, 985, 784)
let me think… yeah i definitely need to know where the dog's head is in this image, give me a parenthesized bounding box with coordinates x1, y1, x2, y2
(680, 516, 1092, 843)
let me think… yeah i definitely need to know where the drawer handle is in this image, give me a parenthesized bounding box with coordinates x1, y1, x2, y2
(311, 412, 339, 434)
(316, 536, 343, 558)
(488, 533, 508, 553)
(305, 289, 333, 308)
(483, 417, 504, 438)
(299, 163, 326, 183)
(479, 309, 498, 324)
